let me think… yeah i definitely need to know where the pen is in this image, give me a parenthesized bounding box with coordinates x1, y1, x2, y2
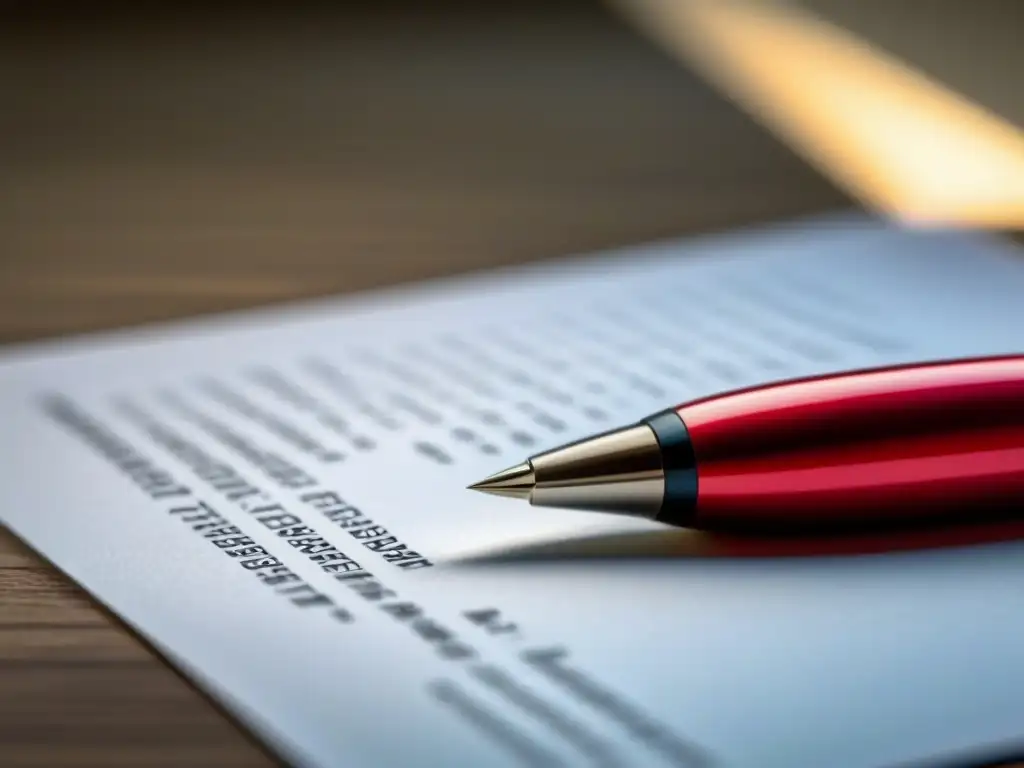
(468, 355, 1024, 531)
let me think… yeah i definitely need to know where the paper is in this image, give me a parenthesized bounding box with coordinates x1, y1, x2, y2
(3, 214, 1024, 767)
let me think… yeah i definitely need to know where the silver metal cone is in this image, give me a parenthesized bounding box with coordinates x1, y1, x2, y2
(527, 423, 665, 517)
(468, 462, 536, 500)
(468, 423, 666, 519)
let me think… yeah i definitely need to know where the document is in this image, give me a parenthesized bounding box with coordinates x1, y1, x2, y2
(2, 214, 1024, 767)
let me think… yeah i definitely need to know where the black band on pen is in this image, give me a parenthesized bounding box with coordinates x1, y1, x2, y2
(644, 409, 699, 526)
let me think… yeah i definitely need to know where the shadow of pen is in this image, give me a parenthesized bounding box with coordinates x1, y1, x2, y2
(457, 518, 1024, 564)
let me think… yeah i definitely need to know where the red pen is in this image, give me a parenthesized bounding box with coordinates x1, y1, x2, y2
(468, 355, 1024, 531)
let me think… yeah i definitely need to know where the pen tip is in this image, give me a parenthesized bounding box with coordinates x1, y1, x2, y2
(468, 462, 535, 500)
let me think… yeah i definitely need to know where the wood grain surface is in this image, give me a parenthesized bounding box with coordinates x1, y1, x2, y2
(3, 3, 1011, 767)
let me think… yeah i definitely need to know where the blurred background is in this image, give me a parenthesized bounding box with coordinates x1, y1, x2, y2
(2, 1, 1024, 766)
(0, 0, 855, 346)
(6, 0, 1024, 347)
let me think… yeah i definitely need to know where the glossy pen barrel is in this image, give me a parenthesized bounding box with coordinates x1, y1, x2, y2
(677, 355, 1024, 529)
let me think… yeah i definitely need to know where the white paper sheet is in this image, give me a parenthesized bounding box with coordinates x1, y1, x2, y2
(3, 214, 1024, 767)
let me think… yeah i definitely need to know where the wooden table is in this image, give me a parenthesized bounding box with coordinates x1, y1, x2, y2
(0, 3, 875, 765)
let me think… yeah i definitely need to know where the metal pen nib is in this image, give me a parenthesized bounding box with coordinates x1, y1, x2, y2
(468, 462, 535, 500)
(467, 422, 667, 519)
